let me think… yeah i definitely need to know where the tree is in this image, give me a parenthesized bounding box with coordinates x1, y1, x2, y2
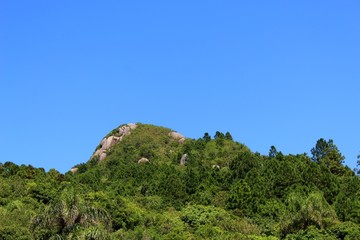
(202, 132, 211, 142)
(229, 151, 260, 180)
(269, 146, 278, 158)
(226, 180, 252, 213)
(311, 138, 346, 175)
(225, 132, 233, 141)
(334, 176, 360, 223)
(214, 131, 224, 139)
(214, 131, 225, 147)
(280, 190, 338, 236)
(32, 187, 111, 238)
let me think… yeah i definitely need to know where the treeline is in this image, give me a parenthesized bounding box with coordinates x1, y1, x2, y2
(0, 124, 359, 239)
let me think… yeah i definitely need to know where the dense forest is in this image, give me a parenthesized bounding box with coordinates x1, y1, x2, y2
(0, 123, 359, 239)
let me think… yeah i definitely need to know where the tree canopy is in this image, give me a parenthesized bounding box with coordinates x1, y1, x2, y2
(0, 123, 359, 239)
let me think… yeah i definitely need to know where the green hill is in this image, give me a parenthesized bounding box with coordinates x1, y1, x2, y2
(0, 123, 359, 239)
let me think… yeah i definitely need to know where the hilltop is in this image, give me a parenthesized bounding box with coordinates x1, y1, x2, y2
(0, 123, 359, 239)
(72, 123, 250, 172)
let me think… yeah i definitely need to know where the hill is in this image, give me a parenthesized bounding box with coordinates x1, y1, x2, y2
(0, 123, 359, 239)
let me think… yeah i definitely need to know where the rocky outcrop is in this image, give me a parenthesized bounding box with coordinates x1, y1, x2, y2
(169, 131, 186, 144)
(138, 157, 149, 164)
(99, 152, 107, 161)
(169, 131, 185, 139)
(212, 164, 220, 169)
(119, 123, 137, 141)
(180, 153, 188, 165)
(91, 124, 186, 163)
(70, 168, 78, 174)
(92, 123, 137, 161)
(102, 136, 120, 149)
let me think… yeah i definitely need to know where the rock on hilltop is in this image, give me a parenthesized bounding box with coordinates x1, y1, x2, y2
(70, 122, 250, 173)
(92, 123, 138, 161)
(90, 123, 186, 162)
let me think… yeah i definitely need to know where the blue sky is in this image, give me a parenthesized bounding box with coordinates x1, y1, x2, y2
(1, 1, 359, 173)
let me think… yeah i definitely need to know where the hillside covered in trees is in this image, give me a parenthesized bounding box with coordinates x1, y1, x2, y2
(0, 123, 359, 239)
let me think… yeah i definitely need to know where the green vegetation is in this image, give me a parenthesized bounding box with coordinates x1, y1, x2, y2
(0, 123, 359, 239)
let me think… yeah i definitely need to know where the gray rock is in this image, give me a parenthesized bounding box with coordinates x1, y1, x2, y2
(80, 122, 138, 169)
(99, 152, 107, 161)
(138, 157, 149, 164)
(92, 123, 138, 161)
(94, 149, 102, 157)
(102, 136, 112, 150)
(180, 154, 188, 165)
(128, 123, 137, 129)
(100, 138, 107, 146)
(119, 123, 137, 136)
(169, 131, 185, 140)
(102, 136, 120, 150)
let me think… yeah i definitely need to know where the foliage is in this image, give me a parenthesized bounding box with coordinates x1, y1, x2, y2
(0, 124, 359, 239)
(311, 138, 347, 175)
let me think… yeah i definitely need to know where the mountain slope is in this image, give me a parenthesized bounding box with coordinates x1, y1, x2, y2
(74, 123, 250, 171)
(0, 123, 359, 239)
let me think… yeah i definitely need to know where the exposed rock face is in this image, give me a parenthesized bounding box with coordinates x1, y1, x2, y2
(92, 123, 137, 161)
(102, 136, 120, 149)
(169, 131, 186, 144)
(94, 149, 102, 157)
(138, 157, 149, 164)
(169, 131, 185, 139)
(70, 168, 78, 174)
(119, 123, 137, 140)
(180, 153, 188, 165)
(99, 152, 107, 161)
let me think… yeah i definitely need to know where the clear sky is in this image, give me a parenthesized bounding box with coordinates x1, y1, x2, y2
(1, 1, 359, 173)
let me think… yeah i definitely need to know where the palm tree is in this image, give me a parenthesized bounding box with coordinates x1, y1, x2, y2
(280, 191, 338, 235)
(32, 187, 111, 238)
